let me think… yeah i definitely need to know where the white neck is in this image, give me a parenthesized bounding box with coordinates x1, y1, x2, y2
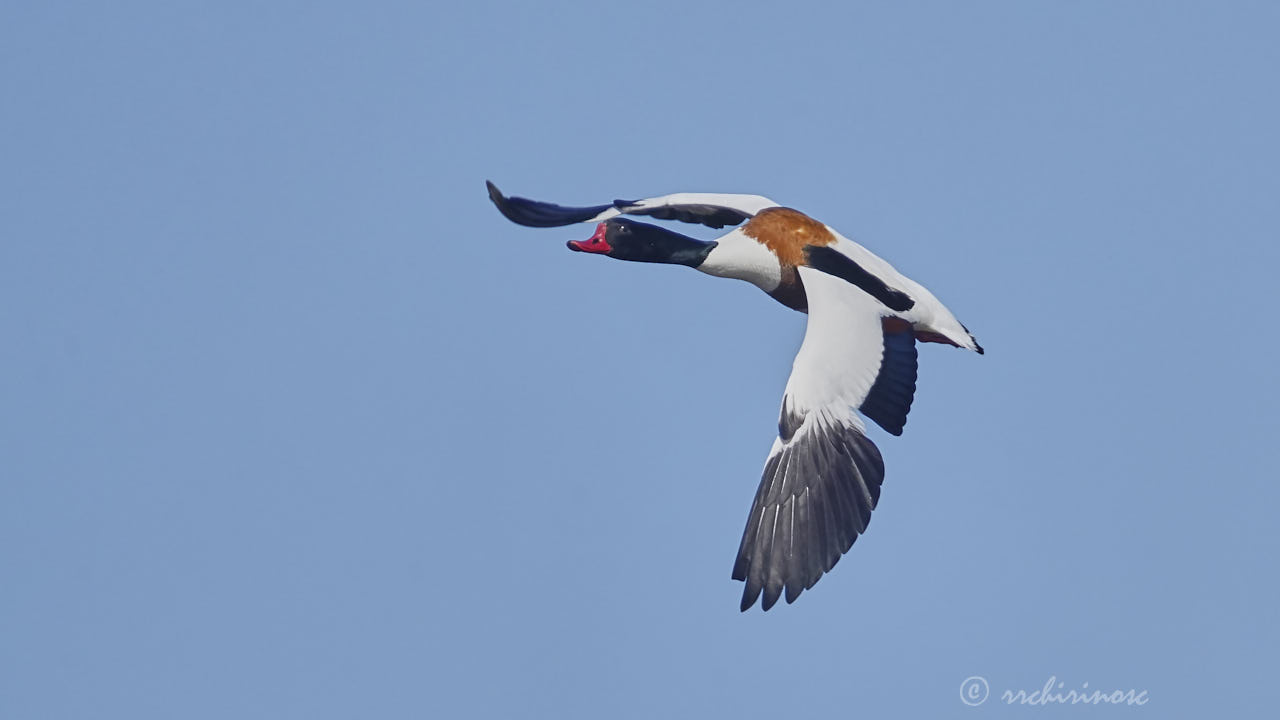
(696, 229, 782, 292)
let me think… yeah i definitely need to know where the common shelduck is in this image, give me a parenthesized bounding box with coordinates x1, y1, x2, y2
(487, 181, 983, 611)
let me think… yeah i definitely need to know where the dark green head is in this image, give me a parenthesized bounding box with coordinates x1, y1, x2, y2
(567, 218, 717, 268)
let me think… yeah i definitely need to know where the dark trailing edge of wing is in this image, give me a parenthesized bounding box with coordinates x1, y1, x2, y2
(860, 323, 918, 436)
(486, 181, 614, 228)
(487, 181, 755, 229)
(805, 246, 915, 312)
(732, 417, 886, 611)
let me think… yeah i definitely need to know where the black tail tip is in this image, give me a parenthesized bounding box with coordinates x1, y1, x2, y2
(960, 323, 984, 354)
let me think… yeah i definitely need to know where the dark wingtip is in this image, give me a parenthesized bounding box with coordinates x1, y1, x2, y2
(785, 584, 803, 605)
(485, 180, 525, 226)
(960, 323, 985, 355)
(484, 183, 615, 228)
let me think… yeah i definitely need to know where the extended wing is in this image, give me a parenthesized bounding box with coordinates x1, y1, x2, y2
(733, 266, 918, 610)
(486, 181, 778, 230)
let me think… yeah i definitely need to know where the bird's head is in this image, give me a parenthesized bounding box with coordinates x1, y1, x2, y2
(567, 218, 716, 267)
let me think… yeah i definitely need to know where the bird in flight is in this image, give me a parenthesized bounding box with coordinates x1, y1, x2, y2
(487, 181, 983, 611)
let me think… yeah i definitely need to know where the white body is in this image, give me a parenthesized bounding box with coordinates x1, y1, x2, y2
(699, 223, 979, 354)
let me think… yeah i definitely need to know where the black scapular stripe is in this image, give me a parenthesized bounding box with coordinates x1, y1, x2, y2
(622, 202, 751, 229)
(804, 246, 915, 312)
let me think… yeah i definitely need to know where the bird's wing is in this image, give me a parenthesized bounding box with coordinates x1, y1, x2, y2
(732, 266, 919, 611)
(486, 181, 779, 230)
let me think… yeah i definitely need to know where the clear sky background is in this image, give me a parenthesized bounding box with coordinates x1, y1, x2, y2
(3, 1, 1277, 718)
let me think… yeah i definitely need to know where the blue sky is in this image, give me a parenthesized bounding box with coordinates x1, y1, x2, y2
(3, 1, 1277, 717)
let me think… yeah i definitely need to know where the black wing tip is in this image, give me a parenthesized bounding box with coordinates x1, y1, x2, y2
(736, 575, 811, 612)
(732, 426, 886, 612)
(737, 586, 786, 612)
(484, 182, 614, 228)
(485, 179, 512, 215)
(961, 324, 985, 354)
